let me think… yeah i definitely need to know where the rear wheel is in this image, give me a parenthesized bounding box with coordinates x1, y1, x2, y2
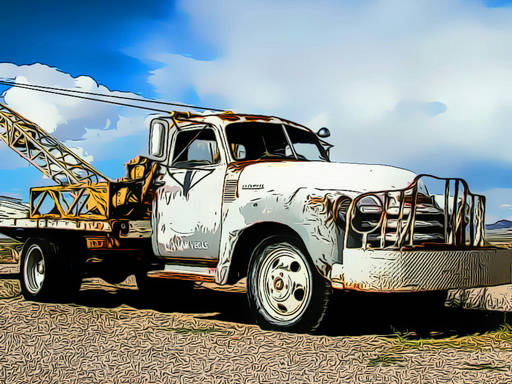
(247, 236, 332, 333)
(20, 237, 82, 302)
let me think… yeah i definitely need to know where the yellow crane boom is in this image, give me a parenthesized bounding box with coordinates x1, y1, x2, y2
(0, 103, 108, 185)
(0, 102, 156, 221)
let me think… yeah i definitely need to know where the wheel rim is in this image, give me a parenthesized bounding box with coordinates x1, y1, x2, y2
(257, 244, 312, 322)
(24, 244, 45, 294)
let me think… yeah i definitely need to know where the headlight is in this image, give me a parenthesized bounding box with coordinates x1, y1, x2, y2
(356, 195, 383, 214)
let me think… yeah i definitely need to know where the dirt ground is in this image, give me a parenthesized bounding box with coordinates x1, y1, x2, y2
(1, 263, 512, 383)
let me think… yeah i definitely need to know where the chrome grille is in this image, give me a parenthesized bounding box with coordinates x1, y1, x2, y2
(345, 175, 486, 250)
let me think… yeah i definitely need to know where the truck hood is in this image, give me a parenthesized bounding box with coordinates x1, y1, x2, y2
(236, 161, 417, 194)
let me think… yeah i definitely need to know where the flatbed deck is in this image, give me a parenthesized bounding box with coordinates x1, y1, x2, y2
(0, 217, 152, 239)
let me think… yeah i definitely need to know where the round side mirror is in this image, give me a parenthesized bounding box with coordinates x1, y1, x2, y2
(317, 127, 330, 138)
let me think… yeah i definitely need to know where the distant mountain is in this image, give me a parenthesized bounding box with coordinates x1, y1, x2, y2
(0, 197, 29, 219)
(486, 220, 512, 231)
(0, 195, 22, 202)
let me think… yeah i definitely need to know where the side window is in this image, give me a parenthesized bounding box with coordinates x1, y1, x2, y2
(172, 128, 220, 167)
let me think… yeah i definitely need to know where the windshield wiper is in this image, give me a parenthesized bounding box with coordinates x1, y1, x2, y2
(257, 136, 282, 159)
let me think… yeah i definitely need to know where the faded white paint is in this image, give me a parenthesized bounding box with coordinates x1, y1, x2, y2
(446, 285, 512, 312)
(151, 124, 226, 260)
(236, 161, 416, 194)
(331, 248, 512, 292)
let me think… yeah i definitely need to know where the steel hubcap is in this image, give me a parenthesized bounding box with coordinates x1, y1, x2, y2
(258, 245, 312, 322)
(37, 261, 45, 274)
(274, 277, 284, 290)
(24, 245, 45, 295)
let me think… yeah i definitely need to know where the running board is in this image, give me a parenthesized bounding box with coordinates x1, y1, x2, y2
(147, 264, 216, 282)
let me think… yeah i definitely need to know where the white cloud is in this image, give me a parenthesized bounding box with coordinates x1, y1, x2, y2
(76, 113, 154, 163)
(0, 63, 151, 169)
(144, 0, 512, 170)
(67, 146, 94, 163)
(0, 63, 114, 138)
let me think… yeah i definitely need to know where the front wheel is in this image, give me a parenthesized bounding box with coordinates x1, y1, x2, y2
(247, 236, 332, 333)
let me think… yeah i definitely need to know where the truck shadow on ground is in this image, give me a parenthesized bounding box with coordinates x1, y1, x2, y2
(324, 291, 508, 338)
(73, 278, 508, 338)
(0, 271, 506, 338)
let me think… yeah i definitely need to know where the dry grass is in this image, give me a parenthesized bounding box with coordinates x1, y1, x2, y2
(388, 323, 512, 352)
(484, 229, 512, 248)
(0, 238, 21, 263)
(366, 324, 512, 370)
(1, 277, 512, 382)
(159, 326, 232, 336)
(462, 362, 508, 372)
(367, 354, 404, 367)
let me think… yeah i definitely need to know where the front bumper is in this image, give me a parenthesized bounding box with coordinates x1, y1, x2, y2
(330, 248, 512, 292)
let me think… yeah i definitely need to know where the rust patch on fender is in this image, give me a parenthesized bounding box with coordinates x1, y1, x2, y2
(308, 194, 351, 224)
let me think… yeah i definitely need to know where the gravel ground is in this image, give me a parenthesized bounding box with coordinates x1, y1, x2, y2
(1, 263, 512, 383)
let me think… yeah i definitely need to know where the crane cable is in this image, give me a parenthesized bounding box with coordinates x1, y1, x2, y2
(0, 79, 227, 113)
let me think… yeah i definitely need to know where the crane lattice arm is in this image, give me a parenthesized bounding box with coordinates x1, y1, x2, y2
(0, 103, 108, 185)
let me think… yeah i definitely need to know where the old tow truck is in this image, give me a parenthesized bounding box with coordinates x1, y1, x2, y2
(0, 102, 511, 333)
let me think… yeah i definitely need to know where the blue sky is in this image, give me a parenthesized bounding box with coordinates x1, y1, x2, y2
(1, 0, 512, 222)
(0, 0, 218, 95)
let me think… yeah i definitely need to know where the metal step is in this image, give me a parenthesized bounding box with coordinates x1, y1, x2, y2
(147, 264, 216, 282)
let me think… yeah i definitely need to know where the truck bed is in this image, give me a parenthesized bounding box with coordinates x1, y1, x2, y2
(0, 216, 152, 237)
(0, 194, 151, 240)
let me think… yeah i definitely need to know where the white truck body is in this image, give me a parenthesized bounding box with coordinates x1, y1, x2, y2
(145, 113, 512, 292)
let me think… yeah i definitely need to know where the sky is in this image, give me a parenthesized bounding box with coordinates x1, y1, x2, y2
(1, 0, 512, 222)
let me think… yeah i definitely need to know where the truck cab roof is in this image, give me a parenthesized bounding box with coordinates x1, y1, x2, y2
(163, 110, 313, 132)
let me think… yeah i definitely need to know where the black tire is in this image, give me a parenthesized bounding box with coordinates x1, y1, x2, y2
(247, 235, 332, 333)
(20, 237, 82, 302)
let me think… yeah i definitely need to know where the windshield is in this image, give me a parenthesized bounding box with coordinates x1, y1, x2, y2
(226, 122, 329, 162)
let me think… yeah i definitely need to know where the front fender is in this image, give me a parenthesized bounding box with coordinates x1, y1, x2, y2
(216, 187, 355, 284)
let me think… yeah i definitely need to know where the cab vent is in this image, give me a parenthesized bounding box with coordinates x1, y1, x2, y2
(223, 179, 238, 203)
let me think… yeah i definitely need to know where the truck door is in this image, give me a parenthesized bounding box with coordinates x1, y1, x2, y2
(152, 125, 225, 261)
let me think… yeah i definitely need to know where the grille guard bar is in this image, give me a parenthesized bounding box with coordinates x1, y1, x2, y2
(344, 174, 486, 250)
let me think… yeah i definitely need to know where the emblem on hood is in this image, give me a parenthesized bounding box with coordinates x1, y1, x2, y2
(242, 184, 264, 190)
